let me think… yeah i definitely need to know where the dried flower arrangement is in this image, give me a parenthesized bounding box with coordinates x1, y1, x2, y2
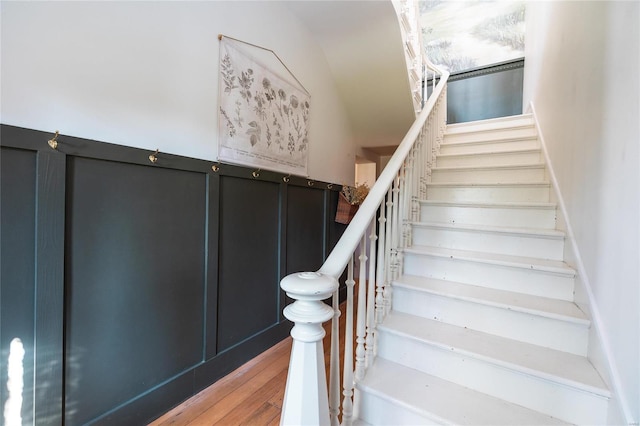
(341, 182, 370, 206)
(336, 183, 370, 224)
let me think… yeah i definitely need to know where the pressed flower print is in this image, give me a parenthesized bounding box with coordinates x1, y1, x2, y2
(218, 38, 311, 176)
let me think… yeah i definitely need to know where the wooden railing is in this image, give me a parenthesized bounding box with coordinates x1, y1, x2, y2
(280, 61, 449, 425)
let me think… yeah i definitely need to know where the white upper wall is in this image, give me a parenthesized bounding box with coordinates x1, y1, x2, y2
(0, 1, 355, 184)
(285, 0, 415, 149)
(523, 1, 639, 423)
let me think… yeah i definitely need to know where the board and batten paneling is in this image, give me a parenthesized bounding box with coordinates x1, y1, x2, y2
(0, 124, 346, 425)
(64, 157, 207, 425)
(1, 126, 67, 424)
(286, 184, 327, 274)
(1, 147, 38, 425)
(217, 176, 281, 353)
(427, 59, 524, 124)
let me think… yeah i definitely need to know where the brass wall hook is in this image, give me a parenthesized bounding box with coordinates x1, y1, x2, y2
(307, 180, 315, 187)
(252, 169, 261, 178)
(282, 174, 291, 183)
(48, 131, 60, 150)
(149, 149, 159, 164)
(327, 183, 333, 189)
(211, 162, 220, 172)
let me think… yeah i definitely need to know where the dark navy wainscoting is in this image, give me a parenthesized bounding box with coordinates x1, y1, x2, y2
(217, 176, 281, 353)
(1, 147, 38, 425)
(427, 58, 524, 124)
(0, 125, 347, 425)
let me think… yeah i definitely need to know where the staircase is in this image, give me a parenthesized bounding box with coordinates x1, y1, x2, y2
(355, 114, 611, 425)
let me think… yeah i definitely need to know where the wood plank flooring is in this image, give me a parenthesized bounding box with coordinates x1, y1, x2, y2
(149, 298, 351, 426)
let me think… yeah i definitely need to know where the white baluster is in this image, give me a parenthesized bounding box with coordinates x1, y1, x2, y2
(400, 156, 408, 231)
(342, 258, 355, 426)
(375, 200, 387, 331)
(430, 121, 437, 181)
(430, 135, 436, 177)
(443, 86, 448, 126)
(419, 125, 427, 201)
(384, 188, 394, 316)
(386, 177, 400, 313)
(404, 218, 412, 250)
(280, 272, 338, 426)
(411, 153, 422, 222)
(355, 235, 367, 382)
(407, 149, 416, 225)
(365, 219, 377, 368)
(432, 68, 436, 93)
(328, 289, 341, 426)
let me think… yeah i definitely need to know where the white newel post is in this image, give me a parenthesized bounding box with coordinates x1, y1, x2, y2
(280, 271, 338, 426)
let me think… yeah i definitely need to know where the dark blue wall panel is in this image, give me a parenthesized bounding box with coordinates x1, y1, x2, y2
(217, 176, 280, 353)
(0, 147, 37, 425)
(64, 157, 207, 425)
(427, 59, 524, 124)
(286, 185, 326, 274)
(0, 125, 344, 425)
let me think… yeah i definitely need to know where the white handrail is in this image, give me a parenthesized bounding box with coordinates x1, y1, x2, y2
(318, 65, 449, 279)
(280, 61, 448, 425)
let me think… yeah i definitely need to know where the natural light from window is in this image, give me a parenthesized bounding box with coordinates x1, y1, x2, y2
(3, 338, 25, 426)
(419, 0, 526, 73)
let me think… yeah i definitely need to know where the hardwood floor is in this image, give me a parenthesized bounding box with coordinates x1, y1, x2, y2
(149, 336, 290, 425)
(149, 299, 350, 426)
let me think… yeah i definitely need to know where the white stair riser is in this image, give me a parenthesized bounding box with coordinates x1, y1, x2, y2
(426, 184, 550, 203)
(377, 331, 608, 425)
(431, 166, 546, 184)
(420, 203, 557, 229)
(446, 116, 534, 134)
(393, 286, 588, 355)
(355, 389, 436, 426)
(443, 127, 537, 145)
(403, 252, 575, 301)
(411, 226, 565, 261)
(436, 150, 542, 168)
(439, 138, 539, 156)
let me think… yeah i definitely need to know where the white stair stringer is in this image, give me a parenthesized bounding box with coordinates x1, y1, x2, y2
(353, 115, 610, 425)
(376, 313, 610, 425)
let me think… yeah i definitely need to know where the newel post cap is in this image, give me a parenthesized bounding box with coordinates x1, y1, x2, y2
(280, 271, 338, 301)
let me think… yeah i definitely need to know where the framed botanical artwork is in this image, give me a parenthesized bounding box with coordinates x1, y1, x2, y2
(218, 36, 311, 176)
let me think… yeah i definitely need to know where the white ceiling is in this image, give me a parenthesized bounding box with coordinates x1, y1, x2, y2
(283, 0, 416, 150)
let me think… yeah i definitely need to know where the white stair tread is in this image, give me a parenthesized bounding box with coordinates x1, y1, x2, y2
(432, 162, 546, 172)
(358, 358, 569, 425)
(403, 245, 575, 276)
(441, 135, 538, 146)
(427, 181, 550, 187)
(446, 114, 534, 132)
(411, 221, 565, 239)
(436, 147, 541, 159)
(394, 275, 588, 324)
(380, 312, 609, 396)
(420, 199, 557, 210)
